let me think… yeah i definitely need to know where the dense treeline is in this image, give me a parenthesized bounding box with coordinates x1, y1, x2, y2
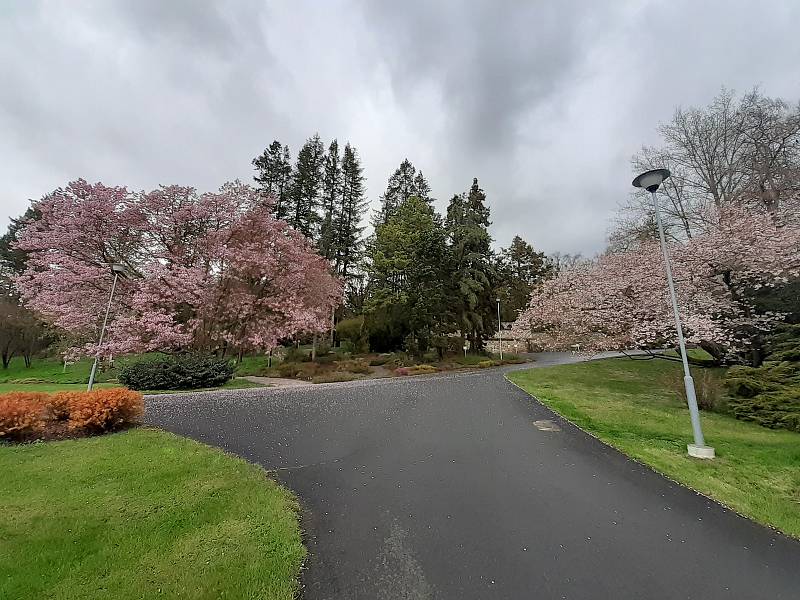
(251, 137, 551, 354)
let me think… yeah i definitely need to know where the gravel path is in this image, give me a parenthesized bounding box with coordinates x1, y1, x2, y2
(145, 352, 800, 599)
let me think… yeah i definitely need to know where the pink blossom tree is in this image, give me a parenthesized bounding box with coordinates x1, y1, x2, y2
(15, 179, 341, 358)
(512, 206, 800, 365)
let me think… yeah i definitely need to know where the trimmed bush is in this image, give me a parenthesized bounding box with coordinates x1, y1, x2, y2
(0, 389, 143, 440)
(56, 389, 144, 432)
(0, 393, 46, 441)
(119, 355, 235, 390)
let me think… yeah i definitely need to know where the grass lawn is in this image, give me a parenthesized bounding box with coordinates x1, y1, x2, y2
(0, 355, 267, 394)
(0, 428, 305, 599)
(508, 357, 800, 538)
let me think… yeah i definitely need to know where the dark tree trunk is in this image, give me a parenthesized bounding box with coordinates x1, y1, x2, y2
(698, 340, 725, 366)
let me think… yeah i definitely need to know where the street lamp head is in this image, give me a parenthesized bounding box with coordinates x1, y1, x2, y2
(496, 297, 501, 303)
(110, 263, 129, 278)
(632, 168, 670, 193)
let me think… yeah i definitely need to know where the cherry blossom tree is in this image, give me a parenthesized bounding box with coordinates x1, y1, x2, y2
(513, 206, 800, 365)
(15, 179, 342, 358)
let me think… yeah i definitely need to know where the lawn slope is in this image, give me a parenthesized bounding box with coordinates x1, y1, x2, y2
(0, 428, 305, 599)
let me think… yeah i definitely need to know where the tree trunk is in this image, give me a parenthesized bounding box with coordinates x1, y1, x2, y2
(698, 340, 724, 366)
(24, 352, 32, 368)
(311, 335, 317, 362)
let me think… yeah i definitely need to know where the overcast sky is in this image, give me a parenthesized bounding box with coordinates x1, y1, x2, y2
(2, 1, 799, 255)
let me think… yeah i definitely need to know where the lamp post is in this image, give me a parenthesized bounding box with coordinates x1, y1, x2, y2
(633, 169, 714, 459)
(87, 263, 127, 391)
(496, 297, 503, 360)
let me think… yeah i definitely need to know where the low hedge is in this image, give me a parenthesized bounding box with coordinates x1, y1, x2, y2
(0, 389, 143, 441)
(119, 355, 235, 390)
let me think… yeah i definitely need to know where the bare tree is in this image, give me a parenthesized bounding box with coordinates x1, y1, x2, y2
(612, 88, 800, 248)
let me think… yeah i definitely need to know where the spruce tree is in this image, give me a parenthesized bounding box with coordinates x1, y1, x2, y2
(319, 139, 341, 260)
(374, 158, 432, 225)
(496, 235, 551, 320)
(288, 134, 325, 237)
(252, 140, 292, 220)
(336, 143, 368, 282)
(446, 178, 495, 350)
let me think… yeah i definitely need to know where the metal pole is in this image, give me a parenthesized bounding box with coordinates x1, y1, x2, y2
(87, 272, 119, 391)
(651, 190, 706, 449)
(497, 300, 503, 360)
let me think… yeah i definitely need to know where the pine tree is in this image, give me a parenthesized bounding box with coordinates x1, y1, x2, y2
(319, 139, 341, 260)
(446, 178, 496, 350)
(413, 171, 432, 203)
(374, 158, 432, 225)
(496, 235, 551, 320)
(288, 134, 325, 237)
(336, 143, 368, 282)
(252, 140, 292, 220)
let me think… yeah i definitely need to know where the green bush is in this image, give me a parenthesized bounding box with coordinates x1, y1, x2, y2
(284, 346, 309, 363)
(727, 389, 800, 432)
(368, 355, 390, 366)
(119, 355, 235, 390)
(723, 325, 800, 432)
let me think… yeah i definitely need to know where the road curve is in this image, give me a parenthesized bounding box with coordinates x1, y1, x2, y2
(145, 353, 800, 599)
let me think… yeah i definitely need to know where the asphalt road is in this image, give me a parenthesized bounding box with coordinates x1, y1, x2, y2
(145, 353, 800, 599)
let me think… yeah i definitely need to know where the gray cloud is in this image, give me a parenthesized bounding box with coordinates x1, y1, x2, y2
(2, 0, 800, 255)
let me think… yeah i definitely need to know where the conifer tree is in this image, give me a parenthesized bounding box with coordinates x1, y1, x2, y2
(252, 140, 292, 220)
(336, 143, 368, 282)
(288, 134, 325, 237)
(446, 178, 496, 350)
(375, 158, 432, 225)
(319, 139, 341, 260)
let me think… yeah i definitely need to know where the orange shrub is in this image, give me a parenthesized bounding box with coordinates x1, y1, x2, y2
(46, 392, 74, 421)
(66, 389, 144, 432)
(0, 392, 47, 440)
(0, 389, 143, 440)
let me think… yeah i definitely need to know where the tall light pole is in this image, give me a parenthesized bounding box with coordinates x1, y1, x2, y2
(87, 263, 127, 391)
(633, 169, 714, 459)
(496, 297, 503, 360)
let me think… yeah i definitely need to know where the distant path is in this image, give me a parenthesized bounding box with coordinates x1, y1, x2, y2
(145, 352, 800, 599)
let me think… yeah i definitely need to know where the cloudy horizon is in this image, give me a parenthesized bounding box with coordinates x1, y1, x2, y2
(2, 0, 799, 255)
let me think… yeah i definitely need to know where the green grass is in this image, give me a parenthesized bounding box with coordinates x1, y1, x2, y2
(0, 428, 305, 599)
(0, 356, 114, 384)
(0, 355, 268, 394)
(508, 358, 800, 538)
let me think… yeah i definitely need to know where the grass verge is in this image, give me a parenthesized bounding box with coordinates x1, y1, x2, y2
(0, 428, 305, 599)
(507, 357, 800, 538)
